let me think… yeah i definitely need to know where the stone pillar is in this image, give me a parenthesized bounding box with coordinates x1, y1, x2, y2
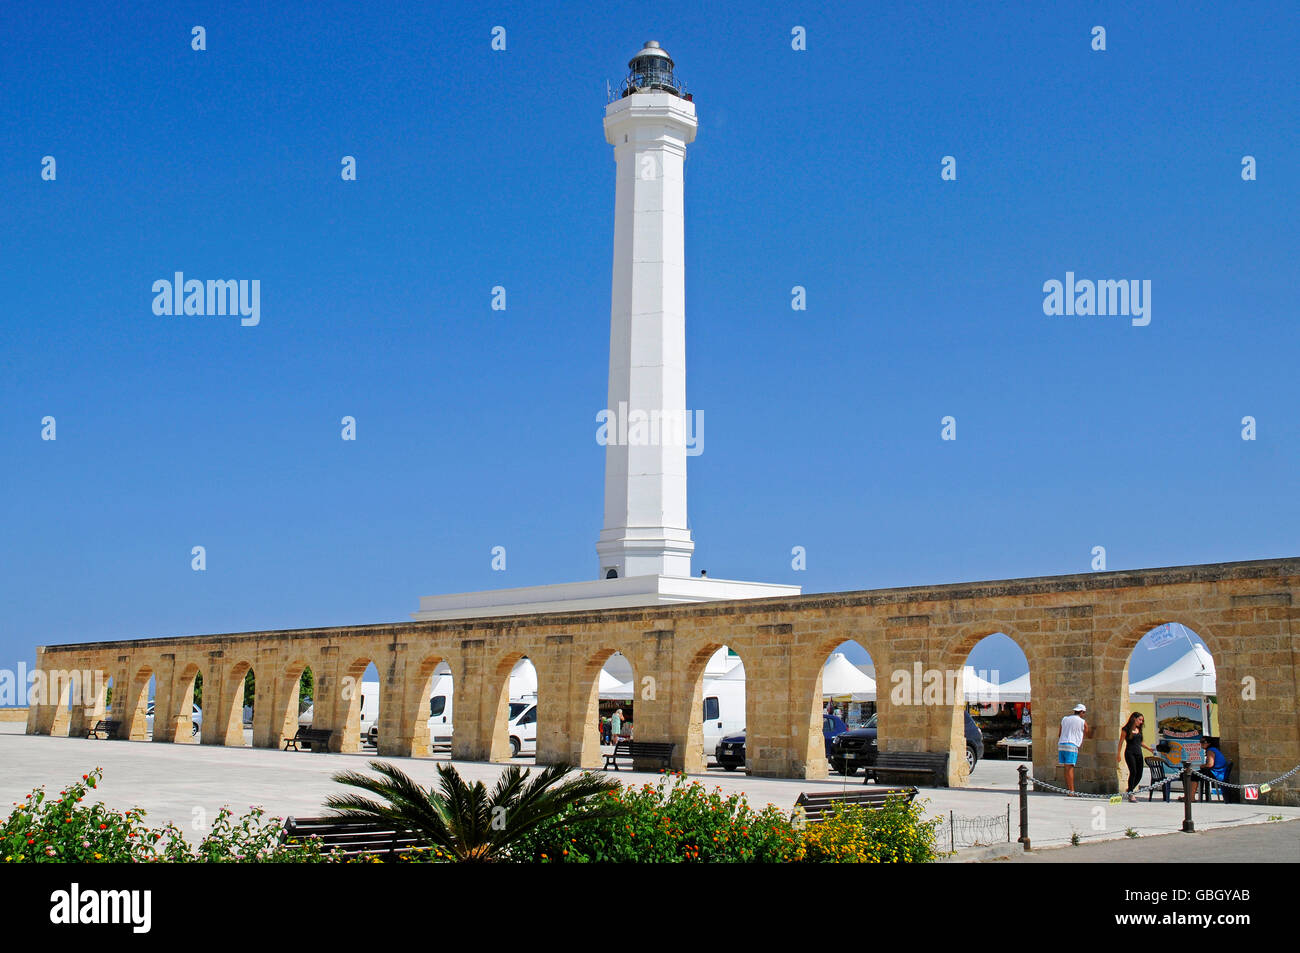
(251, 652, 286, 748)
(377, 643, 418, 758)
(24, 648, 59, 736)
(536, 635, 573, 766)
(451, 639, 491, 762)
(627, 629, 678, 770)
(747, 625, 802, 778)
(876, 618, 932, 761)
(214, 660, 248, 747)
(149, 654, 180, 743)
(1222, 590, 1300, 803)
(65, 668, 97, 738)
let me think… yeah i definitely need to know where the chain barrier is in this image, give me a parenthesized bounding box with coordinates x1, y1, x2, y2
(1187, 763, 1300, 791)
(1023, 763, 1300, 798)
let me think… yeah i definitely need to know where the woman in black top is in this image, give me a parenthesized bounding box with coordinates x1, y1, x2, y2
(1117, 712, 1154, 801)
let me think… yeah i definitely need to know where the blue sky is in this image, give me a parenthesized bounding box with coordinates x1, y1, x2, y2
(1, 2, 1294, 684)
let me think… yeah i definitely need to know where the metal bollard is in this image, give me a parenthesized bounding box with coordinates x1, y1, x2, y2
(1181, 762, 1195, 833)
(1017, 764, 1031, 850)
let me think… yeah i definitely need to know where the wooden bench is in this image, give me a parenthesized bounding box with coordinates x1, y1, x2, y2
(281, 815, 428, 860)
(792, 787, 918, 824)
(865, 752, 950, 787)
(283, 727, 333, 751)
(86, 719, 120, 739)
(602, 740, 676, 771)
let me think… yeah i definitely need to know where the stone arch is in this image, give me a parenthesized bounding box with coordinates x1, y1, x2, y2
(274, 659, 313, 750)
(123, 663, 155, 741)
(573, 646, 638, 768)
(488, 651, 538, 763)
(160, 661, 204, 744)
(396, 652, 455, 759)
(939, 627, 1036, 786)
(671, 641, 750, 775)
(332, 654, 380, 754)
(791, 632, 885, 780)
(220, 659, 256, 746)
(1104, 616, 1232, 785)
(83, 670, 113, 737)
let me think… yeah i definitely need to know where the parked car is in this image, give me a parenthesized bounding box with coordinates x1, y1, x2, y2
(507, 698, 537, 757)
(714, 713, 848, 771)
(830, 710, 984, 775)
(144, 703, 202, 737)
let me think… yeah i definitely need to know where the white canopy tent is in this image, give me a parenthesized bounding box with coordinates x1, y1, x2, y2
(599, 670, 634, 700)
(821, 652, 877, 700)
(1129, 644, 1216, 702)
(980, 671, 1031, 703)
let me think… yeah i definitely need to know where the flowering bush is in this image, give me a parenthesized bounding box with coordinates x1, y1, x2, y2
(800, 794, 942, 863)
(1, 770, 325, 863)
(512, 774, 804, 863)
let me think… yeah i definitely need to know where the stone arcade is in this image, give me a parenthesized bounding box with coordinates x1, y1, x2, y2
(25, 559, 1300, 802)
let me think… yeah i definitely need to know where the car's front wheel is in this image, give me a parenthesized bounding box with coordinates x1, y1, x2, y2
(966, 745, 978, 773)
(510, 736, 521, 758)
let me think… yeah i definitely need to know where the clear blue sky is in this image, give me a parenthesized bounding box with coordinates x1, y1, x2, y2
(2, 2, 1294, 685)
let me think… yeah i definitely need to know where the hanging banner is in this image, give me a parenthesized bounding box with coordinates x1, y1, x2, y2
(1154, 695, 1206, 765)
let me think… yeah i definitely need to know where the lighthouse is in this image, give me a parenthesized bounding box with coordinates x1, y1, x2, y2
(412, 43, 798, 620)
(597, 41, 697, 580)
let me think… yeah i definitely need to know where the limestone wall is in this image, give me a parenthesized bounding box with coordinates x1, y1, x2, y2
(24, 558, 1300, 803)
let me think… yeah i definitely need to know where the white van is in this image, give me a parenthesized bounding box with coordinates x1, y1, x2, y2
(359, 681, 379, 745)
(701, 678, 745, 761)
(506, 696, 537, 757)
(356, 675, 455, 750)
(427, 673, 453, 747)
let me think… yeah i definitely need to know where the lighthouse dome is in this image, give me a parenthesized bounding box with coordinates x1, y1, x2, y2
(622, 40, 686, 98)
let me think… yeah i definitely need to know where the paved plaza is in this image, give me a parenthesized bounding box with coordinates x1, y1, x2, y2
(992, 818, 1300, 863)
(4, 723, 1297, 852)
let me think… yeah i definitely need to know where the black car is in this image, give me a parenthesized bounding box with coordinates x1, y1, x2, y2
(830, 710, 985, 775)
(715, 713, 848, 771)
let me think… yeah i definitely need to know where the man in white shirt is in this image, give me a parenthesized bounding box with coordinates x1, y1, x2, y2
(1057, 704, 1094, 795)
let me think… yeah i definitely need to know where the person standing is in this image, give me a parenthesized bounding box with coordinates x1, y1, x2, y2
(610, 707, 624, 743)
(1116, 712, 1154, 801)
(1058, 704, 1094, 795)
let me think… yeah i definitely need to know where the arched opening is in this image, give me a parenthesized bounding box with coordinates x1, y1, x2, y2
(125, 666, 155, 741)
(277, 662, 315, 750)
(574, 649, 635, 767)
(409, 656, 453, 759)
(490, 654, 539, 763)
(94, 674, 114, 732)
(813, 639, 877, 778)
(337, 658, 381, 753)
(669, 644, 747, 774)
(598, 651, 634, 749)
(961, 632, 1032, 782)
(169, 663, 204, 744)
(223, 661, 256, 747)
(1120, 622, 1222, 799)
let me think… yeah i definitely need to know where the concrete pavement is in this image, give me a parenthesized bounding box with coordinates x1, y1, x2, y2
(3, 724, 1297, 851)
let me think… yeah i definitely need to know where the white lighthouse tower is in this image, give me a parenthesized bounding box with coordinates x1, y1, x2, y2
(413, 42, 798, 620)
(597, 41, 696, 580)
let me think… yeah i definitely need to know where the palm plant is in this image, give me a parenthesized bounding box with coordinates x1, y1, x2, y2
(326, 760, 620, 862)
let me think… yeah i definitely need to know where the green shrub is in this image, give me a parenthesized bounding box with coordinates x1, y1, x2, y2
(1, 769, 325, 863)
(512, 774, 804, 863)
(800, 795, 941, 863)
